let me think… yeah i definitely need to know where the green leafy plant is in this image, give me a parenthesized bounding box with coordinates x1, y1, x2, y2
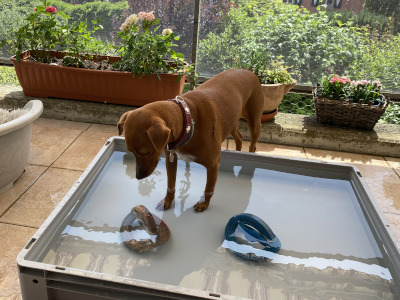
(114, 11, 193, 80)
(381, 102, 400, 124)
(257, 60, 296, 85)
(231, 50, 295, 84)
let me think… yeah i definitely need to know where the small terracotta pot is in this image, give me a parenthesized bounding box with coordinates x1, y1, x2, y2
(261, 108, 278, 123)
(11, 50, 185, 106)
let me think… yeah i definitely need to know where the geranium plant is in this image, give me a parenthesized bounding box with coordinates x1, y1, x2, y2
(114, 11, 192, 80)
(317, 74, 384, 104)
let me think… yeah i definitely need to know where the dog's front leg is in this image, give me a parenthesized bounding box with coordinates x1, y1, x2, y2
(194, 162, 219, 212)
(157, 150, 178, 211)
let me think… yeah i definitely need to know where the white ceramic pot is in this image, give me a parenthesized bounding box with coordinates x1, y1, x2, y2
(0, 100, 43, 194)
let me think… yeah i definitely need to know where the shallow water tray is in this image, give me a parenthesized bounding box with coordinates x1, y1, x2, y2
(18, 137, 400, 300)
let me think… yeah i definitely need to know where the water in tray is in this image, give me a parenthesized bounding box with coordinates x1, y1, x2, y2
(38, 150, 397, 299)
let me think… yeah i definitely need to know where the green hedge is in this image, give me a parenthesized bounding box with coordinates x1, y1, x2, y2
(51, 0, 128, 42)
(0, 0, 127, 57)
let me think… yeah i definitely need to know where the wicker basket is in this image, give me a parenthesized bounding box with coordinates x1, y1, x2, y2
(313, 88, 389, 130)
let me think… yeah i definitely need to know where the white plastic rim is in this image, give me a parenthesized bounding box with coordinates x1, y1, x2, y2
(0, 100, 44, 137)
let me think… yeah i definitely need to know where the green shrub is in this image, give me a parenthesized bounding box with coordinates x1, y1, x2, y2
(197, 0, 365, 84)
(0, 66, 19, 85)
(0, 0, 40, 57)
(51, 0, 128, 42)
(380, 102, 400, 124)
(347, 32, 400, 92)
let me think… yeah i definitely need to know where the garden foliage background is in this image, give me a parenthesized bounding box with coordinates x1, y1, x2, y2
(1, 0, 399, 92)
(0, 0, 399, 123)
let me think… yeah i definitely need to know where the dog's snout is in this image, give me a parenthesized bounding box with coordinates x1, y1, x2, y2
(136, 169, 149, 180)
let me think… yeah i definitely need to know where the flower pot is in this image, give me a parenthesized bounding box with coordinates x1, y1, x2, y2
(261, 81, 296, 114)
(260, 108, 278, 123)
(0, 100, 43, 194)
(312, 88, 389, 130)
(11, 51, 186, 106)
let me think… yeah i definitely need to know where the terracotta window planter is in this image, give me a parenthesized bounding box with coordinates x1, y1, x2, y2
(11, 51, 186, 106)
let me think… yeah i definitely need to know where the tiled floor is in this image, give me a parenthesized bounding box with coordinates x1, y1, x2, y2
(1, 117, 400, 299)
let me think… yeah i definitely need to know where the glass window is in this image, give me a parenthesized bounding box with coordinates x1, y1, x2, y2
(196, 0, 400, 93)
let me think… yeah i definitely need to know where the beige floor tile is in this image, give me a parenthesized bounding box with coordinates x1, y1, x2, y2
(227, 140, 306, 158)
(383, 213, 400, 245)
(87, 123, 119, 137)
(52, 130, 115, 171)
(34, 117, 91, 131)
(29, 124, 83, 166)
(385, 157, 400, 176)
(1, 168, 82, 228)
(305, 148, 389, 167)
(0, 223, 36, 300)
(0, 165, 46, 216)
(354, 164, 400, 214)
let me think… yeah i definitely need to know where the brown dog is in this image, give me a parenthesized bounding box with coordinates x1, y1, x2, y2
(118, 69, 264, 212)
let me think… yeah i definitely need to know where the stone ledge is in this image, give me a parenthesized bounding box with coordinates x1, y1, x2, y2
(1, 85, 399, 158)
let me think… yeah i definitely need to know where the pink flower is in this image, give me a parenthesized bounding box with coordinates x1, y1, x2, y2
(34, 7, 37, 11)
(45, 6, 57, 13)
(342, 77, 351, 83)
(138, 11, 155, 21)
(360, 80, 370, 85)
(372, 80, 381, 86)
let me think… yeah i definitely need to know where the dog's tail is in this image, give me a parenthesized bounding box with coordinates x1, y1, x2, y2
(117, 111, 129, 135)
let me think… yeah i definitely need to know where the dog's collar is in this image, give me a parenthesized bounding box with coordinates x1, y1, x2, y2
(166, 96, 195, 151)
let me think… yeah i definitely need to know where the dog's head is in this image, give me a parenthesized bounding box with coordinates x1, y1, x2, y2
(118, 110, 171, 180)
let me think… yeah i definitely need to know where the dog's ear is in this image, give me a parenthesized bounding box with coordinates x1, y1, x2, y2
(117, 112, 130, 135)
(146, 123, 171, 153)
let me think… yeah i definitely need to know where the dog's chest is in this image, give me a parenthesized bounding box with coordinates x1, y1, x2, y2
(176, 151, 196, 162)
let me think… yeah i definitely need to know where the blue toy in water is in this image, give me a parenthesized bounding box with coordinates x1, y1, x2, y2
(224, 213, 281, 261)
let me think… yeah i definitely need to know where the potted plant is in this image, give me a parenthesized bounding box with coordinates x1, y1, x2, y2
(3, 2, 191, 106)
(0, 100, 43, 194)
(233, 52, 297, 122)
(313, 74, 389, 130)
(255, 60, 297, 122)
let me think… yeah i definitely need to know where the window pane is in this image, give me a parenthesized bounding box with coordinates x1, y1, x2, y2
(120, 0, 195, 62)
(196, 0, 400, 92)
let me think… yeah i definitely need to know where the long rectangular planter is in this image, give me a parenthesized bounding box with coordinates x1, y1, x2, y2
(11, 51, 186, 106)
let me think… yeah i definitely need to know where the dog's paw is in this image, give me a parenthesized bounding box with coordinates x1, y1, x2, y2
(194, 201, 209, 212)
(156, 199, 172, 211)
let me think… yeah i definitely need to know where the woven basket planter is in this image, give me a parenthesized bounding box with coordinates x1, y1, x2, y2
(313, 88, 389, 130)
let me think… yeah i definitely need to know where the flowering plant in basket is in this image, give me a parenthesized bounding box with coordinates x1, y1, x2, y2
(317, 74, 384, 104)
(114, 11, 193, 80)
(314, 74, 389, 130)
